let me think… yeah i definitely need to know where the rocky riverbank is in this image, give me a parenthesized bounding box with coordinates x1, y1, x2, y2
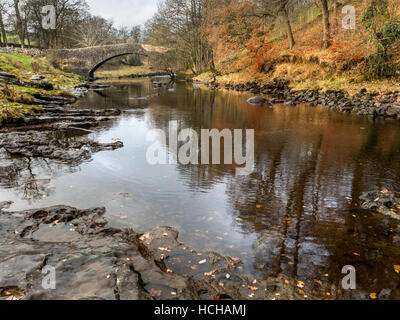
(196, 79, 400, 120)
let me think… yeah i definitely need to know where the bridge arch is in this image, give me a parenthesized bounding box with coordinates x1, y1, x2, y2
(88, 52, 148, 79)
(49, 43, 169, 79)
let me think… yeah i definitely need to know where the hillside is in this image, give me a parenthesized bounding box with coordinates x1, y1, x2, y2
(190, 0, 400, 94)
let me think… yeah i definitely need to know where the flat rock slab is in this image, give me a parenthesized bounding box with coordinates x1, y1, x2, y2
(0, 204, 276, 300)
(0, 131, 123, 164)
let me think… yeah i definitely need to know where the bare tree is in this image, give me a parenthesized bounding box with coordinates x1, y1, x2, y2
(0, 1, 8, 46)
(70, 16, 116, 47)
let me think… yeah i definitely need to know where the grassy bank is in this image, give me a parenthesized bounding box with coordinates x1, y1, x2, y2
(0, 52, 83, 121)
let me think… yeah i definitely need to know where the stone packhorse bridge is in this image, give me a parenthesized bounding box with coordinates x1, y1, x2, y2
(48, 43, 169, 79)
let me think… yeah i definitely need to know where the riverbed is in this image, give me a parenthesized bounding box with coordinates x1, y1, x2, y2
(1, 78, 400, 299)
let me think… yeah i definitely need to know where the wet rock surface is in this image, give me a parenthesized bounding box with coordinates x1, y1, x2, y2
(1, 100, 121, 130)
(0, 131, 123, 163)
(0, 81, 124, 164)
(0, 204, 290, 300)
(360, 191, 400, 220)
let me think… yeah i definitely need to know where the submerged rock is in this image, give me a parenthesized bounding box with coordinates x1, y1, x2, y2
(360, 191, 400, 220)
(247, 96, 266, 106)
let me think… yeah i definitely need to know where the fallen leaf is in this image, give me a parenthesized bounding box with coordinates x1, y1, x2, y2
(314, 279, 323, 286)
(248, 285, 259, 291)
(370, 293, 377, 300)
(166, 269, 174, 274)
(297, 281, 305, 288)
(394, 265, 400, 274)
(149, 288, 162, 297)
(256, 205, 263, 209)
(204, 269, 217, 277)
(199, 259, 207, 265)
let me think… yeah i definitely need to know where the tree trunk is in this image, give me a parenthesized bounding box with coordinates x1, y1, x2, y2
(13, 0, 25, 48)
(24, 20, 31, 48)
(0, 12, 6, 47)
(320, 0, 331, 48)
(333, 0, 339, 33)
(282, 8, 295, 49)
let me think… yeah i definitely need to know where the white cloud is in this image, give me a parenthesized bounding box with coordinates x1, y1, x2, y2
(86, 0, 159, 27)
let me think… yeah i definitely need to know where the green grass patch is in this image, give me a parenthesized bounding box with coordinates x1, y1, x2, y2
(0, 53, 32, 71)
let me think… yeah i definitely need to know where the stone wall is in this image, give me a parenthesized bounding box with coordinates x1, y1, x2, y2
(0, 46, 43, 57)
(48, 43, 168, 78)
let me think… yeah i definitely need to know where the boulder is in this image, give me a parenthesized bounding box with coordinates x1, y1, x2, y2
(247, 96, 266, 105)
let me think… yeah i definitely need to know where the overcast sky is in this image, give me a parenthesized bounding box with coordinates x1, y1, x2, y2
(86, 0, 159, 28)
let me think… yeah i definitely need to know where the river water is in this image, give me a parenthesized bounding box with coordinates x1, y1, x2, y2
(1, 78, 400, 299)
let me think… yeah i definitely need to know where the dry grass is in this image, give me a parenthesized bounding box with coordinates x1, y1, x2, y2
(0, 83, 34, 105)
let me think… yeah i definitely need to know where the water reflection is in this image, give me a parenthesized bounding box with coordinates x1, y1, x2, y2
(1, 78, 400, 299)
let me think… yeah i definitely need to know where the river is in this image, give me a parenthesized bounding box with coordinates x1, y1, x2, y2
(1, 77, 400, 299)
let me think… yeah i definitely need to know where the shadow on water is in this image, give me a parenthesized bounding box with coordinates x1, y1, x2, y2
(2, 78, 400, 299)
